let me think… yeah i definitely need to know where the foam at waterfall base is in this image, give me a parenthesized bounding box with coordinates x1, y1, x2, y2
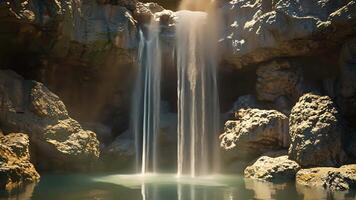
(93, 174, 242, 189)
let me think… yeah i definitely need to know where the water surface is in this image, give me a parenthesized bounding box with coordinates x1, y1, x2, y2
(1, 174, 355, 200)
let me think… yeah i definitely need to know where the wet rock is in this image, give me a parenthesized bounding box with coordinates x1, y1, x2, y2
(288, 93, 346, 167)
(134, 2, 164, 24)
(256, 60, 304, 102)
(220, 108, 290, 160)
(0, 70, 100, 171)
(296, 165, 356, 191)
(102, 108, 177, 172)
(220, 0, 356, 68)
(0, 133, 39, 191)
(102, 130, 135, 171)
(245, 155, 301, 182)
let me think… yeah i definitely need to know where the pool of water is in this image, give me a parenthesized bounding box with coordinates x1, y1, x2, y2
(1, 174, 355, 200)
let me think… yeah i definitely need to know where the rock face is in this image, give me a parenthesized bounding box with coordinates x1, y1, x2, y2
(0, 0, 141, 136)
(288, 93, 346, 167)
(102, 130, 135, 171)
(0, 70, 100, 171)
(220, 108, 290, 159)
(338, 37, 356, 125)
(245, 155, 301, 182)
(256, 60, 304, 102)
(296, 165, 356, 191)
(220, 0, 356, 68)
(0, 133, 39, 191)
(102, 107, 177, 172)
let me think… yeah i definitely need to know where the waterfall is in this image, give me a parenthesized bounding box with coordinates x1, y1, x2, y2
(176, 10, 220, 177)
(132, 19, 162, 174)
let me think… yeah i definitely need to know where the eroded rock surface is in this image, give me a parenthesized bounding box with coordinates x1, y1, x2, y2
(256, 60, 305, 102)
(297, 165, 356, 191)
(288, 93, 346, 167)
(220, 108, 290, 159)
(245, 155, 301, 182)
(0, 70, 100, 171)
(0, 133, 39, 191)
(220, 0, 356, 68)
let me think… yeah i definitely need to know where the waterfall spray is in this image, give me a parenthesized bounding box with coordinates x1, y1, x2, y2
(132, 19, 162, 174)
(176, 8, 220, 177)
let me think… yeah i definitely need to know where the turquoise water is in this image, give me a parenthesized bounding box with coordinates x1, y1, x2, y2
(1, 174, 355, 200)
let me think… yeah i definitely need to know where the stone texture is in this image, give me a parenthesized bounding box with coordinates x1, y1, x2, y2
(288, 93, 346, 167)
(102, 108, 177, 171)
(0, 133, 39, 191)
(220, 0, 356, 68)
(0, 70, 100, 171)
(230, 95, 264, 112)
(245, 155, 301, 182)
(296, 165, 356, 191)
(256, 60, 304, 102)
(102, 130, 135, 171)
(220, 108, 290, 158)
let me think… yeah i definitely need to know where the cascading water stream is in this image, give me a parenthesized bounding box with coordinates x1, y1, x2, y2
(176, 8, 220, 177)
(131, 19, 162, 175)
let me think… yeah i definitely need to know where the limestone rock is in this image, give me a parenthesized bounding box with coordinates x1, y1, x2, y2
(256, 60, 304, 102)
(288, 93, 346, 167)
(0, 133, 39, 191)
(296, 165, 356, 191)
(245, 155, 301, 182)
(220, 0, 356, 68)
(0, 0, 138, 62)
(220, 108, 290, 158)
(0, 70, 100, 171)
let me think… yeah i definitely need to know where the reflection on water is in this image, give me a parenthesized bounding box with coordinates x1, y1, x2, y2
(1, 174, 356, 200)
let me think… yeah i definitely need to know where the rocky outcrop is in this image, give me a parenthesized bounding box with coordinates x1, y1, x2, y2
(220, 108, 289, 161)
(0, 70, 100, 171)
(288, 93, 346, 167)
(256, 60, 304, 102)
(245, 155, 301, 182)
(0, 133, 39, 191)
(220, 0, 356, 68)
(296, 165, 356, 191)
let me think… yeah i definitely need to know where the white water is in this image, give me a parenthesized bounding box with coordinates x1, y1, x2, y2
(131, 20, 162, 174)
(176, 10, 220, 177)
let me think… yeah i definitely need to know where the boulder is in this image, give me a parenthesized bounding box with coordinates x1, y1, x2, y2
(245, 155, 301, 182)
(288, 93, 346, 167)
(220, 0, 356, 68)
(0, 133, 39, 191)
(0, 70, 100, 171)
(220, 108, 290, 160)
(296, 165, 356, 191)
(256, 60, 304, 102)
